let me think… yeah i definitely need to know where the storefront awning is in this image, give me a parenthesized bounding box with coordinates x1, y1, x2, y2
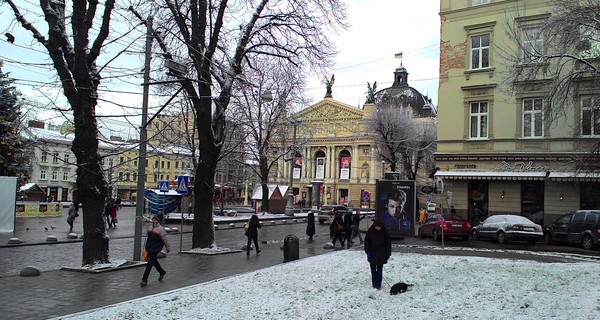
(435, 171, 547, 180)
(548, 172, 600, 181)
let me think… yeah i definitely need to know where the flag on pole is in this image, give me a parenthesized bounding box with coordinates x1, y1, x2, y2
(394, 52, 403, 59)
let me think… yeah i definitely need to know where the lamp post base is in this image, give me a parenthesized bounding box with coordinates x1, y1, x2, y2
(285, 194, 295, 216)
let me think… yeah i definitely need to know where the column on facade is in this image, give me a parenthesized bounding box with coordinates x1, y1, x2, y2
(370, 148, 376, 183)
(351, 144, 358, 183)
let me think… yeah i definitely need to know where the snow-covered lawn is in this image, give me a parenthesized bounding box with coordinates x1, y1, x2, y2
(56, 249, 600, 320)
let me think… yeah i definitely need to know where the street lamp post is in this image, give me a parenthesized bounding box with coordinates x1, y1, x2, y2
(284, 120, 298, 217)
(381, 160, 385, 178)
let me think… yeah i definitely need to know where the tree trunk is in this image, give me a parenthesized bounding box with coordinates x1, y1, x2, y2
(71, 100, 109, 265)
(260, 159, 270, 213)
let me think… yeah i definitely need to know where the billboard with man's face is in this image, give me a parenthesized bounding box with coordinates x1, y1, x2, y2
(375, 180, 416, 238)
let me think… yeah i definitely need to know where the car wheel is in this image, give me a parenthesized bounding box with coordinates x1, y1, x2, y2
(582, 235, 594, 250)
(433, 229, 440, 241)
(543, 232, 553, 245)
(497, 231, 506, 244)
(418, 229, 424, 239)
(471, 230, 479, 241)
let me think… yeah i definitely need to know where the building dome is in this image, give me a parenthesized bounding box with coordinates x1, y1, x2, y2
(374, 66, 435, 118)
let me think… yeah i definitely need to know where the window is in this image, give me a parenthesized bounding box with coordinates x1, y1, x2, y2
(64, 154, 70, 164)
(40, 170, 46, 180)
(523, 98, 544, 137)
(41, 152, 47, 162)
(51, 171, 57, 180)
(581, 96, 600, 136)
(161, 161, 165, 169)
(154, 160, 158, 168)
(167, 162, 170, 169)
(53, 152, 59, 163)
(522, 27, 543, 63)
(470, 101, 488, 138)
(125, 173, 130, 181)
(120, 156, 124, 164)
(119, 172, 123, 180)
(471, 34, 490, 69)
(175, 161, 179, 169)
(134, 160, 137, 166)
(63, 172, 68, 181)
(109, 158, 114, 167)
(472, 0, 490, 5)
(133, 172, 137, 182)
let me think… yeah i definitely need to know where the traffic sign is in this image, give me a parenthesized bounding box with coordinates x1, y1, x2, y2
(176, 176, 189, 194)
(159, 180, 170, 192)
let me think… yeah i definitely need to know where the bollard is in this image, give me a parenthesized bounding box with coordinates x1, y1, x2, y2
(283, 234, 299, 262)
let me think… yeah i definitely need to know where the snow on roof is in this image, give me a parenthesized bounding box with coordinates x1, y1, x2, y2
(19, 183, 36, 192)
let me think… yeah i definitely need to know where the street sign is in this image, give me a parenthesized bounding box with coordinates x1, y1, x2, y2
(176, 176, 189, 195)
(159, 180, 170, 192)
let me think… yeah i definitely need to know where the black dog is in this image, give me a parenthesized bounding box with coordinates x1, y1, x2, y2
(389, 282, 413, 295)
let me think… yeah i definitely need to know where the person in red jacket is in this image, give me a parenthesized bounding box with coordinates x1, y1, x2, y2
(364, 219, 392, 290)
(140, 216, 171, 287)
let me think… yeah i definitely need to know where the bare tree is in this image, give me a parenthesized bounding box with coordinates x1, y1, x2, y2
(501, 0, 600, 171)
(230, 59, 306, 213)
(368, 97, 436, 181)
(4, 0, 119, 264)
(135, 0, 348, 248)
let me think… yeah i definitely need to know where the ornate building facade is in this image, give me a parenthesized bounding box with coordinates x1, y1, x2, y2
(436, 0, 600, 227)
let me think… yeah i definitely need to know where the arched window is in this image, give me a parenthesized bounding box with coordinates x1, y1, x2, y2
(314, 150, 326, 180)
(339, 150, 351, 180)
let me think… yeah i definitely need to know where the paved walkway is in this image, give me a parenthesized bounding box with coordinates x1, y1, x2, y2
(0, 207, 338, 320)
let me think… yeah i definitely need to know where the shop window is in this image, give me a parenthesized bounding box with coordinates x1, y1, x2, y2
(521, 181, 544, 225)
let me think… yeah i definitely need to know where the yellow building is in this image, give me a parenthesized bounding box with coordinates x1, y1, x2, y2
(437, 0, 600, 227)
(273, 67, 436, 210)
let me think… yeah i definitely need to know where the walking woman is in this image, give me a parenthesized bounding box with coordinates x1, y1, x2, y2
(66, 203, 78, 231)
(306, 212, 316, 241)
(364, 219, 391, 290)
(245, 214, 262, 255)
(140, 216, 171, 287)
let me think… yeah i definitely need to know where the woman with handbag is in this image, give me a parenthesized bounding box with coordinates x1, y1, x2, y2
(245, 214, 261, 256)
(140, 216, 171, 287)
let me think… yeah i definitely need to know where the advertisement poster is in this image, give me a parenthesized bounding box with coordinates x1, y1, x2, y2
(375, 180, 416, 238)
(340, 156, 351, 180)
(293, 157, 302, 179)
(315, 157, 325, 180)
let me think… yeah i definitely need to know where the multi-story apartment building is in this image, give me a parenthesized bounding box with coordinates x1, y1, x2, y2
(22, 121, 194, 204)
(147, 113, 248, 202)
(436, 0, 600, 226)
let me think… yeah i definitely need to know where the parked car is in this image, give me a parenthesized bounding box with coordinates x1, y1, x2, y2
(418, 213, 471, 241)
(543, 210, 600, 250)
(471, 215, 543, 244)
(316, 205, 348, 224)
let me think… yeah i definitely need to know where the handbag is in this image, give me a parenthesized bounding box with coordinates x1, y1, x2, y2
(113, 217, 118, 223)
(244, 220, 250, 231)
(142, 248, 149, 262)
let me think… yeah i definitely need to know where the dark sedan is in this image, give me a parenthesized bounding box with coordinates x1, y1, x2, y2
(471, 215, 543, 245)
(418, 214, 471, 241)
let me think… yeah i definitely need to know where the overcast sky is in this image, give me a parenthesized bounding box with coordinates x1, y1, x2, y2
(0, 1, 440, 136)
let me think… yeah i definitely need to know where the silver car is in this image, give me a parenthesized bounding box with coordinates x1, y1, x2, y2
(471, 215, 543, 245)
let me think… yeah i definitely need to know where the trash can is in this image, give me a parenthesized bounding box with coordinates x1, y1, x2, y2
(283, 234, 299, 262)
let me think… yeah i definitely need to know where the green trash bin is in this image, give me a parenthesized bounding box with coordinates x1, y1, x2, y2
(283, 234, 299, 262)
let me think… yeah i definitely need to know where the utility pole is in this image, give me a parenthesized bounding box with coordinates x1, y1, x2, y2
(133, 16, 153, 261)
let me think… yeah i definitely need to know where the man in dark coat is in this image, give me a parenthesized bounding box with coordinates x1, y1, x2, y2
(306, 212, 316, 240)
(364, 219, 392, 289)
(331, 212, 345, 248)
(245, 214, 262, 255)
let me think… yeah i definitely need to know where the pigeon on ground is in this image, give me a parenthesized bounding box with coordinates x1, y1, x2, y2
(44, 227, 48, 231)
(51, 226, 56, 230)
